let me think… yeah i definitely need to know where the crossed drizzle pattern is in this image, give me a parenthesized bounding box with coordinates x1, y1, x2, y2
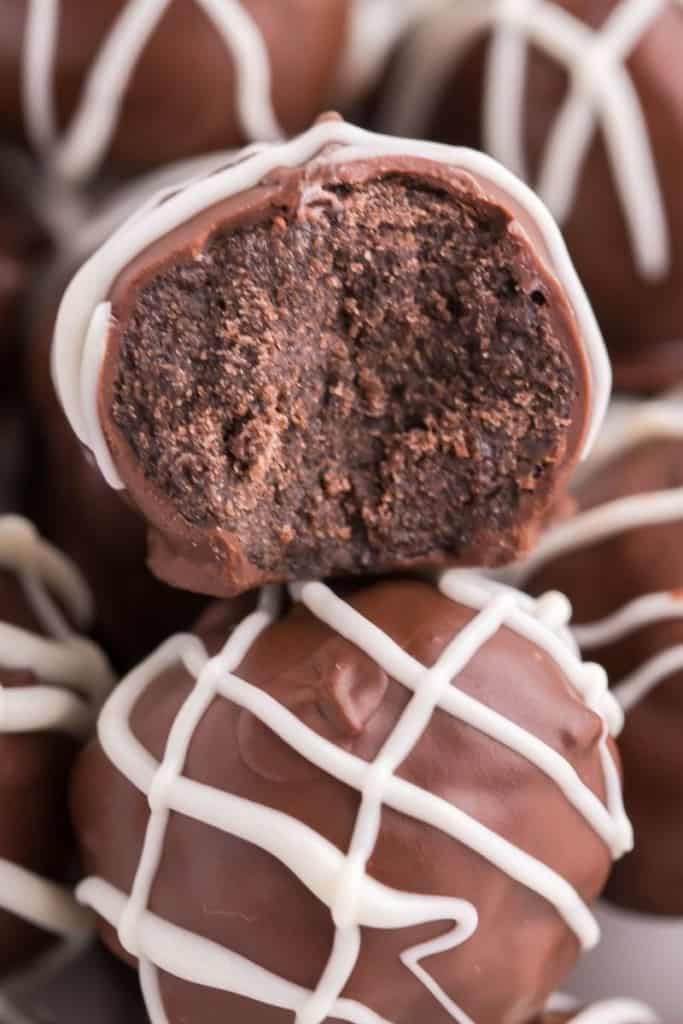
(21, 0, 282, 183)
(515, 397, 683, 714)
(0, 516, 114, 1013)
(78, 571, 632, 1024)
(379, 0, 682, 280)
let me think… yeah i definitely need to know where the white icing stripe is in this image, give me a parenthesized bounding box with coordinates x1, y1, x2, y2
(547, 993, 659, 1024)
(482, 0, 534, 181)
(79, 878, 391, 1024)
(80, 571, 628, 1023)
(585, 396, 683, 471)
(568, 1001, 659, 1024)
(0, 516, 114, 940)
(193, 0, 280, 143)
(573, 591, 683, 650)
(0, 516, 92, 629)
(52, 117, 611, 492)
(118, 588, 282, 1016)
(516, 489, 683, 585)
(0, 624, 111, 703)
(21, 0, 59, 153)
(379, 0, 672, 280)
(334, 0, 429, 107)
(614, 644, 683, 713)
(20, 572, 70, 642)
(0, 683, 91, 738)
(0, 860, 91, 938)
(22, 0, 281, 183)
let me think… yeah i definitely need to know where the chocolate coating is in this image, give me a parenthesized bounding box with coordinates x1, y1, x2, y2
(0, 569, 76, 976)
(0, 0, 350, 178)
(526, 434, 683, 916)
(73, 579, 616, 1024)
(376, 0, 683, 392)
(72, 135, 594, 597)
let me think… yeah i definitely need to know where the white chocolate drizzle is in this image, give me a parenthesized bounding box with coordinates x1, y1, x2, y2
(547, 993, 659, 1023)
(377, 0, 678, 280)
(513, 396, 683, 714)
(0, 516, 114, 942)
(335, 0, 437, 107)
(21, 0, 281, 184)
(52, 116, 611, 496)
(78, 571, 630, 1024)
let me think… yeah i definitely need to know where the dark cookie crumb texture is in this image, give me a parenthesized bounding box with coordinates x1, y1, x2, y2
(112, 175, 577, 578)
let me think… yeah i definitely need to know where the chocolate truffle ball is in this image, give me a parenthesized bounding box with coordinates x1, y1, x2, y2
(0, 515, 114, 979)
(376, 0, 683, 392)
(0, 0, 350, 183)
(519, 398, 683, 916)
(73, 572, 631, 1024)
(53, 117, 610, 598)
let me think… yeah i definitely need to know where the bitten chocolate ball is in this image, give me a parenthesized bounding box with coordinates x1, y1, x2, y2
(376, 0, 683, 392)
(0, 0, 350, 183)
(53, 117, 610, 598)
(0, 516, 113, 980)
(73, 573, 630, 1024)
(520, 398, 683, 916)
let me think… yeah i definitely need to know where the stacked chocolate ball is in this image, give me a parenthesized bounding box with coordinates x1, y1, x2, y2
(0, 2, 679, 1022)
(366, 0, 683, 1016)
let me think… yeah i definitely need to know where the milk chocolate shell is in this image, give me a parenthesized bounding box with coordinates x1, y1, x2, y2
(376, 0, 683, 392)
(0, 0, 350, 183)
(73, 573, 630, 1024)
(0, 516, 113, 979)
(519, 397, 683, 916)
(53, 118, 610, 598)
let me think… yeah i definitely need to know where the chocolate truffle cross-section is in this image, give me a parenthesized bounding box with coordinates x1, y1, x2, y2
(73, 572, 630, 1024)
(53, 118, 610, 597)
